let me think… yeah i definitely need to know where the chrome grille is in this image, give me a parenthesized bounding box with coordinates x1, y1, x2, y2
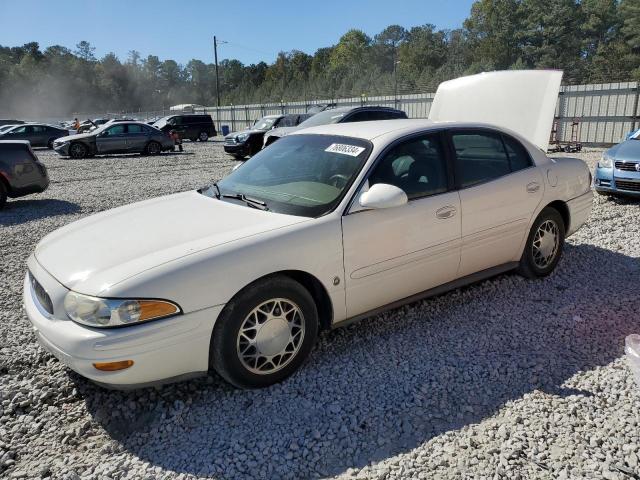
(29, 272, 53, 315)
(615, 161, 640, 172)
(615, 180, 640, 192)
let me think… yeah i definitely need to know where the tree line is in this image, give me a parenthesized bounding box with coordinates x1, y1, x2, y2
(1, 0, 639, 118)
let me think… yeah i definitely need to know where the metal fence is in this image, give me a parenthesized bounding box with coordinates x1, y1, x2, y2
(111, 81, 640, 146)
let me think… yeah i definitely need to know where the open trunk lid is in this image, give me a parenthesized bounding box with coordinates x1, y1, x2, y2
(428, 70, 563, 150)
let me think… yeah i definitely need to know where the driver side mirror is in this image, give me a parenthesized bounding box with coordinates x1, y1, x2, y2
(359, 183, 407, 210)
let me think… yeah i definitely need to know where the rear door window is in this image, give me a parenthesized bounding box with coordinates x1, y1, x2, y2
(126, 124, 145, 134)
(451, 131, 511, 188)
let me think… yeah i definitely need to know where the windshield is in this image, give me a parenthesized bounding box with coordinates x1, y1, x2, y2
(630, 129, 640, 140)
(295, 109, 347, 128)
(253, 117, 279, 130)
(152, 116, 171, 129)
(208, 134, 371, 217)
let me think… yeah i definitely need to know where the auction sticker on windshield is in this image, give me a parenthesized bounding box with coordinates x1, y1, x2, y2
(325, 143, 366, 157)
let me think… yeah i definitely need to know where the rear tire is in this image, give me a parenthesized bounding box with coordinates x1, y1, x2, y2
(517, 207, 565, 279)
(145, 141, 161, 155)
(210, 275, 318, 389)
(198, 131, 209, 142)
(47, 138, 55, 149)
(69, 142, 87, 159)
(0, 180, 7, 210)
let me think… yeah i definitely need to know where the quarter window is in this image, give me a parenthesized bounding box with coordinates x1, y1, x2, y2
(502, 135, 532, 172)
(451, 132, 510, 188)
(369, 134, 448, 199)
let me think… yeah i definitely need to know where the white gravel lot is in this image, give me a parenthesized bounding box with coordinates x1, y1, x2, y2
(0, 142, 639, 480)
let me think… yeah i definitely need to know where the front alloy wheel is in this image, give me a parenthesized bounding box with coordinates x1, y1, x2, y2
(210, 275, 318, 389)
(69, 143, 87, 159)
(198, 131, 209, 142)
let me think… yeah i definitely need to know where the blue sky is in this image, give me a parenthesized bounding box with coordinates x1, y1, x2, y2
(0, 0, 476, 65)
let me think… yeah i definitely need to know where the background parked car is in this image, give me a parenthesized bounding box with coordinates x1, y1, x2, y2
(224, 113, 313, 159)
(0, 140, 49, 209)
(77, 118, 112, 133)
(263, 106, 407, 147)
(53, 121, 174, 159)
(594, 129, 640, 197)
(152, 114, 216, 141)
(0, 123, 70, 148)
(0, 124, 17, 134)
(0, 119, 24, 127)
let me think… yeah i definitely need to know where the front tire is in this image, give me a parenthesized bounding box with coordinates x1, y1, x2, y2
(69, 142, 87, 159)
(210, 275, 318, 389)
(517, 207, 565, 278)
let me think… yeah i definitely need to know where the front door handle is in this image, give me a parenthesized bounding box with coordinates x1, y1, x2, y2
(436, 206, 457, 219)
(527, 182, 540, 193)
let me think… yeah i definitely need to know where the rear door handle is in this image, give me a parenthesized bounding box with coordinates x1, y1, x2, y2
(436, 206, 457, 219)
(527, 182, 540, 193)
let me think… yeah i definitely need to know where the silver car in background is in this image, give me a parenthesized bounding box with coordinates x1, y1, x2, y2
(53, 121, 174, 159)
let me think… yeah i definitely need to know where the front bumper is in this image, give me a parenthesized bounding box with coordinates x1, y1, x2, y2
(223, 142, 247, 154)
(23, 256, 223, 389)
(53, 142, 70, 156)
(594, 165, 640, 196)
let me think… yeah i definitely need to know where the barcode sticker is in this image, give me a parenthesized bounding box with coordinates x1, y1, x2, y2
(325, 143, 365, 157)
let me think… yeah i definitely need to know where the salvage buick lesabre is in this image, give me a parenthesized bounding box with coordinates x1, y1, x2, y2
(24, 71, 593, 389)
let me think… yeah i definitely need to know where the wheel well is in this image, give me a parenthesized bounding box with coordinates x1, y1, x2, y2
(248, 270, 334, 331)
(0, 174, 10, 195)
(545, 200, 570, 232)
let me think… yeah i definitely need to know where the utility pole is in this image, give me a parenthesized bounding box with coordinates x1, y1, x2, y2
(393, 48, 399, 108)
(214, 36, 221, 107)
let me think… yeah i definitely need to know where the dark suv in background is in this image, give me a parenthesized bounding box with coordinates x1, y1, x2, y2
(224, 113, 312, 159)
(0, 141, 49, 209)
(152, 114, 216, 141)
(263, 106, 408, 147)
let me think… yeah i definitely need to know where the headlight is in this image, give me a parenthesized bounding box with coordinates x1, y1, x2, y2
(598, 153, 613, 168)
(64, 291, 180, 328)
(236, 133, 249, 142)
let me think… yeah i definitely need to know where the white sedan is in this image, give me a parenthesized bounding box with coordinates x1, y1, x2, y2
(23, 71, 593, 389)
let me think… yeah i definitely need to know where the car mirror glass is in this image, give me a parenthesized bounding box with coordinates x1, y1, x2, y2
(359, 183, 408, 210)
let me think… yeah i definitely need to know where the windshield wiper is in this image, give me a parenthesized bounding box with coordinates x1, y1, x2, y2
(220, 192, 269, 211)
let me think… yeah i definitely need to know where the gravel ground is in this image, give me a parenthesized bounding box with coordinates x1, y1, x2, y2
(0, 143, 639, 480)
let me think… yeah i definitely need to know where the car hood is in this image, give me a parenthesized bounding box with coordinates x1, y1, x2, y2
(608, 140, 640, 162)
(265, 126, 298, 138)
(55, 132, 95, 142)
(34, 191, 309, 295)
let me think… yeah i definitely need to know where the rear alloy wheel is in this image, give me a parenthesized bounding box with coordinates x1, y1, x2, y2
(0, 180, 7, 210)
(146, 141, 161, 155)
(517, 207, 565, 278)
(69, 142, 87, 159)
(198, 131, 209, 142)
(211, 275, 318, 389)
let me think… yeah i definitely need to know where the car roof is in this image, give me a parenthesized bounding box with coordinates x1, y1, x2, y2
(290, 118, 530, 144)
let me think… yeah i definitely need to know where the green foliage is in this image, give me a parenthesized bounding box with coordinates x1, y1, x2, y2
(1, 3, 639, 117)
